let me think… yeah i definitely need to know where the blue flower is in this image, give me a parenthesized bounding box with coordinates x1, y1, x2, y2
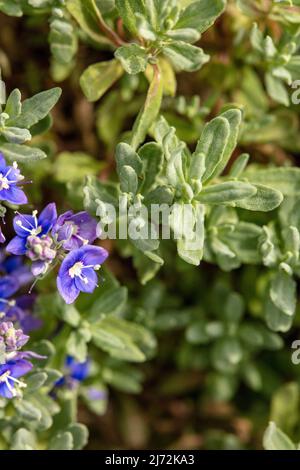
(0, 252, 33, 287)
(0, 154, 27, 205)
(4, 294, 42, 334)
(0, 359, 32, 398)
(6, 203, 57, 256)
(55, 356, 90, 389)
(52, 211, 98, 251)
(0, 276, 19, 315)
(66, 356, 90, 381)
(57, 245, 108, 304)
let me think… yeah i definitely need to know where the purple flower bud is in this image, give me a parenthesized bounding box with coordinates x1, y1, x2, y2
(26, 235, 56, 262)
(52, 211, 97, 251)
(0, 321, 29, 353)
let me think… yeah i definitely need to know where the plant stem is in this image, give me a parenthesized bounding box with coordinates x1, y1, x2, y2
(91, 0, 126, 48)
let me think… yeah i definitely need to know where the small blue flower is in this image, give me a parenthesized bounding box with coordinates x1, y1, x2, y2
(0, 154, 27, 205)
(0, 252, 33, 287)
(52, 211, 98, 251)
(4, 294, 42, 334)
(55, 356, 90, 389)
(6, 203, 57, 256)
(66, 356, 90, 381)
(57, 245, 108, 304)
(0, 359, 32, 398)
(0, 276, 19, 314)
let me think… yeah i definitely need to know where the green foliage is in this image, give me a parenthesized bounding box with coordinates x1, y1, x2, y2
(0, 87, 61, 162)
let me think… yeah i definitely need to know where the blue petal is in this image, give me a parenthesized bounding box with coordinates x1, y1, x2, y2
(0, 382, 14, 398)
(74, 267, 97, 293)
(0, 275, 19, 298)
(13, 214, 36, 237)
(69, 360, 90, 382)
(81, 245, 109, 266)
(8, 359, 33, 378)
(0, 186, 28, 205)
(0, 153, 7, 172)
(38, 203, 57, 234)
(6, 236, 27, 255)
(57, 275, 79, 304)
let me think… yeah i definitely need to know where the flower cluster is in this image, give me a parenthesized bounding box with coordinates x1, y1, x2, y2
(0, 320, 45, 398)
(6, 203, 108, 304)
(0, 151, 109, 402)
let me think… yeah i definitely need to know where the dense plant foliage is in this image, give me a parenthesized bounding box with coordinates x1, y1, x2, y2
(1, 0, 300, 450)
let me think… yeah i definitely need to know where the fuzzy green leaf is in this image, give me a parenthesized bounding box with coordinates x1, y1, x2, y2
(80, 60, 124, 102)
(115, 44, 148, 74)
(197, 181, 257, 204)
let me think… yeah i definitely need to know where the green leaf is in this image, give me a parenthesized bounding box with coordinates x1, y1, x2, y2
(265, 73, 290, 106)
(49, 17, 77, 65)
(115, 0, 146, 35)
(91, 316, 156, 362)
(15, 400, 42, 423)
(87, 286, 128, 322)
(84, 176, 119, 215)
(54, 151, 103, 183)
(130, 65, 163, 150)
(66, 424, 89, 450)
(195, 116, 230, 182)
(229, 153, 249, 177)
(4, 89, 21, 118)
(66, 330, 89, 362)
(139, 142, 163, 193)
(0, 127, 31, 144)
(175, 0, 226, 33)
(67, 0, 112, 45)
(116, 142, 143, 175)
(265, 296, 294, 333)
(211, 108, 242, 179)
(0, 0, 23, 16)
(270, 269, 297, 317)
(49, 432, 74, 450)
(235, 183, 283, 211)
(0, 142, 47, 162)
(243, 167, 300, 196)
(26, 372, 48, 392)
(11, 429, 36, 451)
(115, 44, 148, 74)
(9, 88, 62, 128)
(30, 114, 52, 137)
(211, 337, 243, 373)
(119, 165, 138, 194)
(197, 181, 257, 204)
(263, 422, 296, 450)
(163, 41, 210, 72)
(270, 383, 299, 436)
(80, 60, 124, 102)
(170, 202, 205, 265)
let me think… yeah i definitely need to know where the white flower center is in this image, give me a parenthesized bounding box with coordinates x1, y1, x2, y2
(0, 174, 9, 190)
(68, 261, 100, 286)
(0, 370, 26, 397)
(69, 261, 84, 279)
